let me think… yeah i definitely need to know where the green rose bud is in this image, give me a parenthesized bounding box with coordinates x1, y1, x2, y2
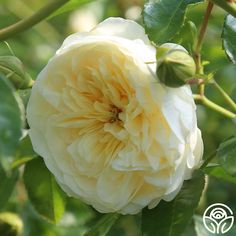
(156, 44, 196, 88)
(0, 212, 23, 236)
(0, 56, 34, 90)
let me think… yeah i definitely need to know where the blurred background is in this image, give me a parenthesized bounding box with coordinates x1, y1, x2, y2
(0, 0, 236, 235)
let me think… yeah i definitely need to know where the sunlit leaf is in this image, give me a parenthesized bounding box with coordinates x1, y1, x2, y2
(142, 171, 205, 236)
(23, 158, 67, 224)
(143, 0, 203, 44)
(222, 14, 236, 64)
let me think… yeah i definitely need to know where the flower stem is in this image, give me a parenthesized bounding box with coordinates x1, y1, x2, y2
(194, 1, 214, 96)
(194, 94, 236, 119)
(193, 2, 236, 120)
(0, 0, 69, 41)
(212, 81, 236, 113)
(194, 1, 214, 74)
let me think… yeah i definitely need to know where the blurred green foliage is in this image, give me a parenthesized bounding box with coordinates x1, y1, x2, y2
(0, 0, 235, 235)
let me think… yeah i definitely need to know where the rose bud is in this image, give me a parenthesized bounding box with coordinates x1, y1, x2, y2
(0, 212, 23, 236)
(0, 56, 34, 90)
(156, 44, 196, 88)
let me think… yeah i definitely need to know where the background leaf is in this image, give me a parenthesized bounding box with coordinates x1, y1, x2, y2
(211, 0, 236, 19)
(142, 0, 203, 44)
(0, 74, 23, 162)
(84, 213, 120, 236)
(49, 0, 94, 19)
(0, 165, 19, 210)
(23, 158, 67, 224)
(217, 136, 236, 176)
(142, 171, 205, 236)
(222, 14, 236, 64)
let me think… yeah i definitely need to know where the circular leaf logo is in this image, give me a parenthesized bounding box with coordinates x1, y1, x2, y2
(203, 203, 234, 234)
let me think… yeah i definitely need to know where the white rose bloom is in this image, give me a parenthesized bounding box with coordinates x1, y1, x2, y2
(27, 17, 203, 214)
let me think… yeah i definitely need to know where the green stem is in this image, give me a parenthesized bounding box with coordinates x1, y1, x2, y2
(210, 0, 236, 18)
(194, 94, 236, 119)
(0, 0, 69, 41)
(212, 81, 236, 113)
(192, 2, 236, 121)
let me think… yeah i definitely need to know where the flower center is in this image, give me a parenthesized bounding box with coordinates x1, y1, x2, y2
(109, 105, 123, 123)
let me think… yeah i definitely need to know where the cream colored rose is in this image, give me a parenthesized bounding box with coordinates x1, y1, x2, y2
(26, 17, 203, 214)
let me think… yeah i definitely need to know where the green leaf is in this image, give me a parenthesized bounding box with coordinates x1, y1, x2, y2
(0, 165, 19, 210)
(143, 0, 203, 44)
(0, 56, 33, 89)
(194, 215, 211, 236)
(222, 15, 236, 64)
(23, 199, 96, 236)
(84, 213, 120, 236)
(211, 0, 236, 18)
(204, 165, 236, 185)
(12, 135, 37, 169)
(142, 171, 205, 236)
(181, 220, 197, 236)
(217, 136, 236, 176)
(0, 74, 23, 162)
(49, 0, 94, 19)
(23, 158, 67, 224)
